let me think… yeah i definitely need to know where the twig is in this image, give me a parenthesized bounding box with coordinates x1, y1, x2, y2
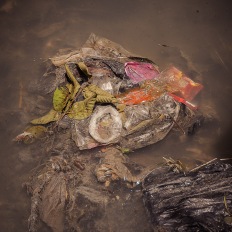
(220, 158, 232, 161)
(224, 195, 232, 216)
(189, 158, 217, 173)
(168, 113, 186, 135)
(156, 100, 185, 135)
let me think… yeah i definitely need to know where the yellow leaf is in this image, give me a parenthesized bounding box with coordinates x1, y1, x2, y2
(77, 62, 92, 78)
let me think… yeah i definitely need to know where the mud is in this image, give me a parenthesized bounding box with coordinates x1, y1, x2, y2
(24, 146, 153, 232)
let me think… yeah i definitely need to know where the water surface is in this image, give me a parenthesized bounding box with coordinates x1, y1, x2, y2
(0, 0, 232, 231)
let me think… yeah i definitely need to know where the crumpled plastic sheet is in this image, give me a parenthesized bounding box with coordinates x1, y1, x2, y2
(50, 33, 136, 66)
(49, 34, 142, 96)
(46, 34, 203, 150)
(142, 161, 232, 232)
(84, 58, 136, 95)
(125, 61, 159, 83)
(71, 93, 180, 150)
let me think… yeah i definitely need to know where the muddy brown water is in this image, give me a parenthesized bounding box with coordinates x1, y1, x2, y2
(0, 0, 232, 231)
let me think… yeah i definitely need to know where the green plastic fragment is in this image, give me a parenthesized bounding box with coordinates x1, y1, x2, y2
(68, 97, 96, 120)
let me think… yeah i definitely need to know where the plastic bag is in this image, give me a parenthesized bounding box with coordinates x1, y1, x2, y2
(71, 94, 181, 150)
(143, 160, 232, 231)
(47, 34, 204, 150)
(86, 58, 137, 95)
(117, 66, 203, 105)
(125, 62, 159, 83)
(51, 33, 136, 66)
(156, 66, 203, 101)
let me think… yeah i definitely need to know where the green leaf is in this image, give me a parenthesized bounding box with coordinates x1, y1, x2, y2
(67, 97, 96, 120)
(67, 101, 91, 120)
(66, 83, 73, 93)
(64, 64, 81, 113)
(26, 125, 47, 137)
(88, 84, 112, 97)
(77, 62, 92, 78)
(121, 148, 131, 153)
(31, 109, 60, 125)
(53, 86, 69, 112)
(65, 64, 80, 91)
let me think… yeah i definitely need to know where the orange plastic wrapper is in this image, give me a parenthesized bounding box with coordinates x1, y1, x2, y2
(116, 84, 165, 105)
(117, 66, 203, 105)
(157, 66, 203, 101)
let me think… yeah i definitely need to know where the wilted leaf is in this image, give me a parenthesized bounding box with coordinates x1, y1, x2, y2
(77, 62, 92, 78)
(67, 100, 92, 120)
(13, 131, 33, 143)
(68, 96, 96, 120)
(53, 86, 69, 112)
(116, 103, 126, 112)
(26, 126, 47, 138)
(13, 126, 47, 144)
(65, 64, 80, 92)
(31, 109, 60, 125)
(117, 146, 131, 154)
(64, 64, 81, 113)
(66, 83, 73, 93)
(224, 216, 232, 225)
(88, 84, 112, 97)
(24, 126, 47, 144)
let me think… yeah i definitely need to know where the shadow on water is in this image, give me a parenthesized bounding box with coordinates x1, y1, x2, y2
(0, 0, 232, 231)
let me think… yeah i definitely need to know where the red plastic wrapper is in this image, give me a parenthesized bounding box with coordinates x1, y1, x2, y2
(125, 62, 159, 83)
(117, 66, 203, 106)
(168, 93, 198, 110)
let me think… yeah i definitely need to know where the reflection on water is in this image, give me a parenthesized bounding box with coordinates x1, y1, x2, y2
(0, 0, 232, 231)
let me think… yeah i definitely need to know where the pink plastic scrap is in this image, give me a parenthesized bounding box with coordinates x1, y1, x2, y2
(125, 62, 159, 83)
